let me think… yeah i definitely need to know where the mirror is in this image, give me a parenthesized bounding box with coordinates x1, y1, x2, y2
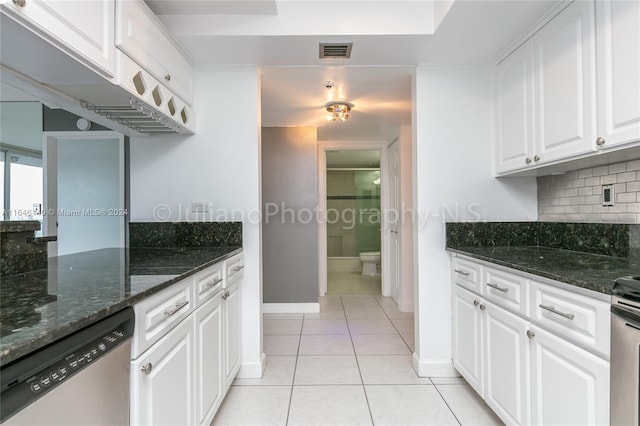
(1, 83, 126, 256)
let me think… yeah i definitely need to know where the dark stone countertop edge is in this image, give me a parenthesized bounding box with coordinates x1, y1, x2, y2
(0, 221, 41, 232)
(0, 247, 243, 367)
(446, 247, 615, 296)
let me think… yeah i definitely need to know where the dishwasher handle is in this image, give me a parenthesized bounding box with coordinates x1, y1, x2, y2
(612, 304, 640, 328)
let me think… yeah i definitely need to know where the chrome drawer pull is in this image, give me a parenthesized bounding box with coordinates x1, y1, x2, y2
(486, 283, 509, 293)
(141, 363, 153, 375)
(164, 300, 189, 316)
(207, 278, 223, 288)
(539, 304, 575, 320)
(454, 269, 469, 276)
(231, 265, 244, 273)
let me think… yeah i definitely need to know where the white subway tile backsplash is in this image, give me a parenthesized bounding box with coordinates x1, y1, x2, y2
(538, 159, 640, 224)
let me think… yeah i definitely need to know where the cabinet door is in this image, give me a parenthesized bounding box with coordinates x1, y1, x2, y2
(530, 327, 609, 425)
(452, 285, 484, 397)
(484, 302, 530, 425)
(1, 0, 115, 77)
(115, 0, 194, 105)
(534, 0, 597, 163)
(224, 279, 242, 390)
(596, 0, 640, 148)
(131, 317, 195, 426)
(494, 39, 536, 174)
(195, 292, 224, 426)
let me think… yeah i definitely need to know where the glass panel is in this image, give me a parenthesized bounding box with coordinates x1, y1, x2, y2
(9, 154, 43, 221)
(0, 152, 5, 216)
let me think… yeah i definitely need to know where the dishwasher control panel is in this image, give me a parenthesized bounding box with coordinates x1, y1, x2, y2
(0, 308, 134, 423)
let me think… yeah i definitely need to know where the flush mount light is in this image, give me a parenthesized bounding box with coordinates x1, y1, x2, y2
(325, 101, 353, 122)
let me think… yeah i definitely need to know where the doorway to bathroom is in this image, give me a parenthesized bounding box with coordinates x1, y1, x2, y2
(318, 142, 390, 296)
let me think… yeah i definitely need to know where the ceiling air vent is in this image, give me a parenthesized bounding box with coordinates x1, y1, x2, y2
(319, 43, 353, 59)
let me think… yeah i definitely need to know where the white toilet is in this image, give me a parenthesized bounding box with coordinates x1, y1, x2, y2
(359, 251, 381, 276)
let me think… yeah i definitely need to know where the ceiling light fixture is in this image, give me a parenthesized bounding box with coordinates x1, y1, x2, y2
(325, 101, 353, 122)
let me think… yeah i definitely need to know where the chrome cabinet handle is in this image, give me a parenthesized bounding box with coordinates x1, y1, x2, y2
(525, 157, 532, 164)
(526, 330, 535, 339)
(207, 278, 223, 288)
(164, 300, 189, 316)
(486, 283, 509, 293)
(454, 269, 469, 276)
(222, 290, 230, 300)
(479, 304, 486, 311)
(473, 300, 479, 307)
(539, 304, 575, 320)
(596, 137, 605, 146)
(164, 74, 171, 82)
(141, 363, 153, 375)
(13, 0, 26, 7)
(232, 265, 244, 273)
(533, 155, 540, 162)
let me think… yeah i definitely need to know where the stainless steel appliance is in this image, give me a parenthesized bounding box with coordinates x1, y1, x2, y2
(611, 277, 640, 426)
(0, 308, 134, 425)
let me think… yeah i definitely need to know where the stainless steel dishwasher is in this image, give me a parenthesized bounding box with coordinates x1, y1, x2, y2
(611, 277, 640, 426)
(0, 308, 134, 425)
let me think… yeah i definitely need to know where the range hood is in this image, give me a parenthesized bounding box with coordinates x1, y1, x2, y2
(0, 14, 195, 136)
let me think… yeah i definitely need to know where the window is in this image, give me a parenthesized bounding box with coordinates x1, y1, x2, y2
(1, 148, 43, 222)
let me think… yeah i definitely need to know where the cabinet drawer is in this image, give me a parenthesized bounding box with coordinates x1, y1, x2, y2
(195, 262, 224, 307)
(115, 0, 194, 104)
(452, 257, 482, 294)
(484, 267, 528, 316)
(529, 281, 610, 358)
(225, 253, 244, 287)
(132, 278, 194, 358)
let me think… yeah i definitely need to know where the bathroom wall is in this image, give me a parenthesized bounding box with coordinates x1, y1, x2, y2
(327, 169, 381, 257)
(538, 159, 640, 223)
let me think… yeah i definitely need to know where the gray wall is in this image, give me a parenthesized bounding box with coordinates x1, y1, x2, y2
(262, 127, 318, 303)
(538, 159, 640, 223)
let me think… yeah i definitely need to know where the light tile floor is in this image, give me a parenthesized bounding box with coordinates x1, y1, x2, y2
(212, 295, 503, 426)
(327, 271, 382, 295)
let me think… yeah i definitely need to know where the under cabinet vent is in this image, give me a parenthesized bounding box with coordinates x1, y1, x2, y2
(319, 43, 353, 59)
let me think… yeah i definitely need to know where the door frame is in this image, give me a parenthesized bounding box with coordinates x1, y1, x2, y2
(317, 140, 390, 297)
(43, 131, 126, 256)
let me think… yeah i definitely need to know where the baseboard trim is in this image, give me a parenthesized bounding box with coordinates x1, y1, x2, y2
(412, 353, 459, 378)
(398, 302, 414, 313)
(262, 303, 320, 313)
(236, 352, 266, 379)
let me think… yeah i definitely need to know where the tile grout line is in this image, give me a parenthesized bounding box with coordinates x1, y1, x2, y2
(284, 316, 304, 425)
(341, 295, 376, 426)
(373, 294, 413, 352)
(432, 383, 463, 426)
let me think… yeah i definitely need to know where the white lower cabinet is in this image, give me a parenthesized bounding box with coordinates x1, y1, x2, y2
(451, 255, 610, 425)
(131, 316, 196, 426)
(484, 301, 530, 425)
(452, 285, 484, 396)
(195, 292, 224, 426)
(530, 326, 610, 426)
(223, 278, 242, 390)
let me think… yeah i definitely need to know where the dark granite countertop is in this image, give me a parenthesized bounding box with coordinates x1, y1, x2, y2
(0, 246, 242, 366)
(448, 246, 639, 296)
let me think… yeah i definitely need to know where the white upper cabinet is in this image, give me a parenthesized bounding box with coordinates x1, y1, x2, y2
(595, 0, 640, 148)
(534, 0, 597, 163)
(494, 39, 536, 173)
(1, 0, 116, 78)
(115, 0, 194, 105)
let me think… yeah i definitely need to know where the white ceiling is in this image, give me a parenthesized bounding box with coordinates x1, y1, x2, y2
(153, 0, 560, 141)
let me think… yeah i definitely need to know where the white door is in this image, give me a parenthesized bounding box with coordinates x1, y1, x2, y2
(46, 133, 125, 256)
(388, 140, 401, 304)
(452, 286, 484, 397)
(595, 0, 640, 148)
(130, 317, 196, 426)
(534, 0, 597, 163)
(494, 39, 535, 174)
(530, 327, 609, 426)
(224, 278, 242, 390)
(484, 302, 530, 425)
(195, 292, 224, 426)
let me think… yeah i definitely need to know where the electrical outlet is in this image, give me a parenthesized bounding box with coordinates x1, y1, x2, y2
(191, 202, 209, 213)
(602, 184, 614, 206)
